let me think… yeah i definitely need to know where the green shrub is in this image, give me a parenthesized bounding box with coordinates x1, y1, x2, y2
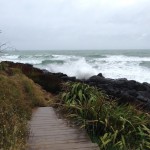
(57, 82, 150, 150)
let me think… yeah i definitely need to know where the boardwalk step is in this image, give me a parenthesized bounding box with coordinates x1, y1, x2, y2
(27, 107, 99, 150)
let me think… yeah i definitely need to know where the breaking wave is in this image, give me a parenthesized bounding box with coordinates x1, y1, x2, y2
(1, 50, 150, 83)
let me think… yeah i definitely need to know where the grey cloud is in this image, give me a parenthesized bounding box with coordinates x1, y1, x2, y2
(0, 0, 150, 50)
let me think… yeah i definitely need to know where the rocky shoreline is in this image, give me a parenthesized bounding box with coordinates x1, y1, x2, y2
(2, 61, 150, 110)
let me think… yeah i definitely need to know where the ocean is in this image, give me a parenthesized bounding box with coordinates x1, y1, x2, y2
(0, 49, 150, 83)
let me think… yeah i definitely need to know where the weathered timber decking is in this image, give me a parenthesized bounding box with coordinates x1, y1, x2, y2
(27, 107, 99, 150)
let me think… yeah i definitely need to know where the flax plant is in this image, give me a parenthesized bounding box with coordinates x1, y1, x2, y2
(57, 82, 150, 150)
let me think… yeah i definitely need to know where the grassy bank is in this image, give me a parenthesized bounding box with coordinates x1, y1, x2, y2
(55, 82, 150, 150)
(0, 67, 51, 149)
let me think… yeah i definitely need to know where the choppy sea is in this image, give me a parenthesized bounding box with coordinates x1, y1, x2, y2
(1, 49, 150, 83)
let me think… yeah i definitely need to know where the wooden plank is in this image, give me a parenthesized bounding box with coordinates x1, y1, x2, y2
(27, 107, 99, 150)
(28, 142, 97, 150)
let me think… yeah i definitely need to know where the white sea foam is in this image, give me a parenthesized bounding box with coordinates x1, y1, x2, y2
(44, 55, 150, 82)
(95, 55, 150, 62)
(51, 54, 80, 61)
(0, 54, 42, 65)
(1, 51, 150, 83)
(1, 55, 20, 60)
(46, 58, 98, 79)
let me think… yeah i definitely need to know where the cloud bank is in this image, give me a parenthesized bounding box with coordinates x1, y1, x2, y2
(0, 0, 150, 50)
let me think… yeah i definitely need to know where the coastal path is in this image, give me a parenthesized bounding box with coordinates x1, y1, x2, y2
(27, 107, 99, 150)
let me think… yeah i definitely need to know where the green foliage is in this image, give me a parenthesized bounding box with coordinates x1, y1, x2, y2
(57, 82, 150, 150)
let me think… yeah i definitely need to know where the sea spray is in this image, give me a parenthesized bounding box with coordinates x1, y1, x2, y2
(1, 50, 150, 83)
(46, 58, 98, 79)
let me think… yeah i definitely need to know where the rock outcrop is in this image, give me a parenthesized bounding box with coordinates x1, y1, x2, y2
(86, 75, 150, 109)
(1, 61, 63, 93)
(1, 61, 150, 110)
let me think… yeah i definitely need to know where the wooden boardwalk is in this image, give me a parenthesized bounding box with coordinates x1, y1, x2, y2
(27, 107, 99, 150)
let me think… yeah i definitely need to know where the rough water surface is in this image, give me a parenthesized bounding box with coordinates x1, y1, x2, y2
(1, 49, 150, 83)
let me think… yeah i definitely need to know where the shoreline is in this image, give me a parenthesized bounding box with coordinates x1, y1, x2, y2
(1, 61, 150, 111)
(1, 49, 150, 83)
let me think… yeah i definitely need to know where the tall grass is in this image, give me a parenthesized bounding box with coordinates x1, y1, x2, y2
(0, 69, 50, 150)
(56, 82, 150, 150)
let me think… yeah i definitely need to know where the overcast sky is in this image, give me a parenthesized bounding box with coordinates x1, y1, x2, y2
(0, 0, 150, 50)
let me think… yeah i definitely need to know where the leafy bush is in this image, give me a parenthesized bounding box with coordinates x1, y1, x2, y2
(57, 82, 150, 150)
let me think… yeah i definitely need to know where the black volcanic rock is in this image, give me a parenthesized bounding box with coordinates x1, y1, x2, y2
(97, 73, 104, 78)
(88, 76, 113, 84)
(61, 76, 76, 82)
(86, 74, 150, 110)
(1, 61, 150, 110)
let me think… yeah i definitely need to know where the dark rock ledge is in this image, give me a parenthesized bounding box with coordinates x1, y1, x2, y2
(2, 61, 150, 110)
